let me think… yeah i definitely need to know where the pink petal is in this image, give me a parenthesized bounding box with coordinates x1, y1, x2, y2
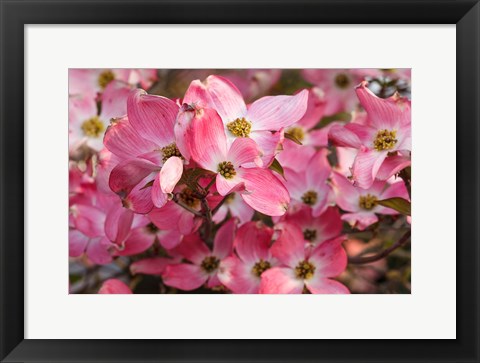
(204, 75, 247, 121)
(130, 257, 172, 276)
(247, 89, 309, 131)
(309, 240, 348, 277)
(249, 130, 284, 167)
(99, 80, 130, 120)
(98, 279, 132, 294)
(234, 221, 273, 264)
(73, 205, 106, 238)
(173, 233, 210, 264)
(227, 137, 262, 167)
(329, 124, 362, 148)
(351, 149, 388, 189)
(157, 229, 183, 250)
(123, 174, 156, 214)
(341, 212, 378, 230)
(149, 202, 197, 235)
(160, 156, 183, 193)
(109, 158, 159, 197)
(215, 173, 245, 196)
(356, 81, 411, 130)
(227, 195, 255, 225)
(115, 227, 154, 256)
(345, 122, 377, 146)
(127, 89, 178, 146)
(188, 108, 228, 171)
(104, 205, 134, 244)
(331, 172, 361, 212)
(258, 267, 304, 294)
(103, 116, 157, 159)
(218, 256, 260, 294)
(297, 87, 327, 130)
(163, 264, 207, 291)
(307, 149, 331, 186)
(86, 237, 112, 265)
(305, 278, 350, 294)
(69, 229, 89, 257)
(174, 107, 195, 162)
(376, 154, 411, 181)
(213, 218, 236, 259)
(271, 223, 306, 268)
(151, 172, 168, 209)
(240, 168, 290, 216)
(183, 79, 213, 108)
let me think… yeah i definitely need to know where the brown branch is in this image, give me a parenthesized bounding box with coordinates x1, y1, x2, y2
(348, 230, 411, 265)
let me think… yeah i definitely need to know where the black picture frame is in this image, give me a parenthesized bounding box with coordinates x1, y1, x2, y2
(1, 0, 479, 362)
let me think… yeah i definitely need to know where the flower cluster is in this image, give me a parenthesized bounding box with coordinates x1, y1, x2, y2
(69, 69, 411, 294)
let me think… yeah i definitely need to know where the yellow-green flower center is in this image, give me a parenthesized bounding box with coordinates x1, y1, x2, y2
(286, 126, 305, 142)
(225, 193, 236, 204)
(81, 116, 104, 138)
(359, 194, 377, 210)
(334, 73, 351, 89)
(295, 260, 316, 280)
(251, 259, 271, 277)
(373, 129, 398, 151)
(217, 161, 236, 179)
(303, 229, 317, 242)
(227, 117, 252, 137)
(161, 143, 183, 163)
(179, 188, 200, 208)
(301, 190, 318, 206)
(201, 256, 220, 273)
(98, 70, 115, 89)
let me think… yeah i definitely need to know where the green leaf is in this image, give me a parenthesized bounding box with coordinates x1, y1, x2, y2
(376, 197, 411, 216)
(284, 132, 303, 145)
(269, 158, 285, 178)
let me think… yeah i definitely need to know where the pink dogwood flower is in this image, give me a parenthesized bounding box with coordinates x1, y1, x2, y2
(259, 224, 349, 294)
(218, 221, 277, 294)
(69, 80, 130, 151)
(280, 206, 344, 249)
(283, 149, 333, 217)
(162, 219, 236, 290)
(302, 69, 380, 115)
(212, 192, 255, 225)
(186, 106, 290, 216)
(98, 279, 132, 294)
(105, 89, 185, 213)
(183, 75, 308, 165)
(329, 81, 411, 189)
(332, 172, 410, 230)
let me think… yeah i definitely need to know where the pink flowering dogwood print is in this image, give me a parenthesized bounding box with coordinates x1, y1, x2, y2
(69, 69, 411, 294)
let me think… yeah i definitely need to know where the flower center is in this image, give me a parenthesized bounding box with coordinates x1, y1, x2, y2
(145, 222, 159, 234)
(98, 70, 115, 89)
(217, 161, 236, 179)
(161, 143, 183, 163)
(301, 190, 318, 206)
(373, 129, 398, 151)
(251, 259, 271, 277)
(286, 126, 305, 142)
(227, 117, 252, 137)
(179, 188, 200, 208)
(81, 116, 104, 138)
(201, 256, 220, 273)
(359, 194, 378, 210)
(225, 193, 236, 204)
(334, 73, 351, 89)
(303, 229, 317, 242)
(295, 260, 316, 280)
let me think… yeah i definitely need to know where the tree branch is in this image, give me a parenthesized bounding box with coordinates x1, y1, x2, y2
(348, 230, 411, 265)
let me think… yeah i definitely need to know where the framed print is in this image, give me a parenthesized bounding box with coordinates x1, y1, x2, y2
(1, 0, 479, 362)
